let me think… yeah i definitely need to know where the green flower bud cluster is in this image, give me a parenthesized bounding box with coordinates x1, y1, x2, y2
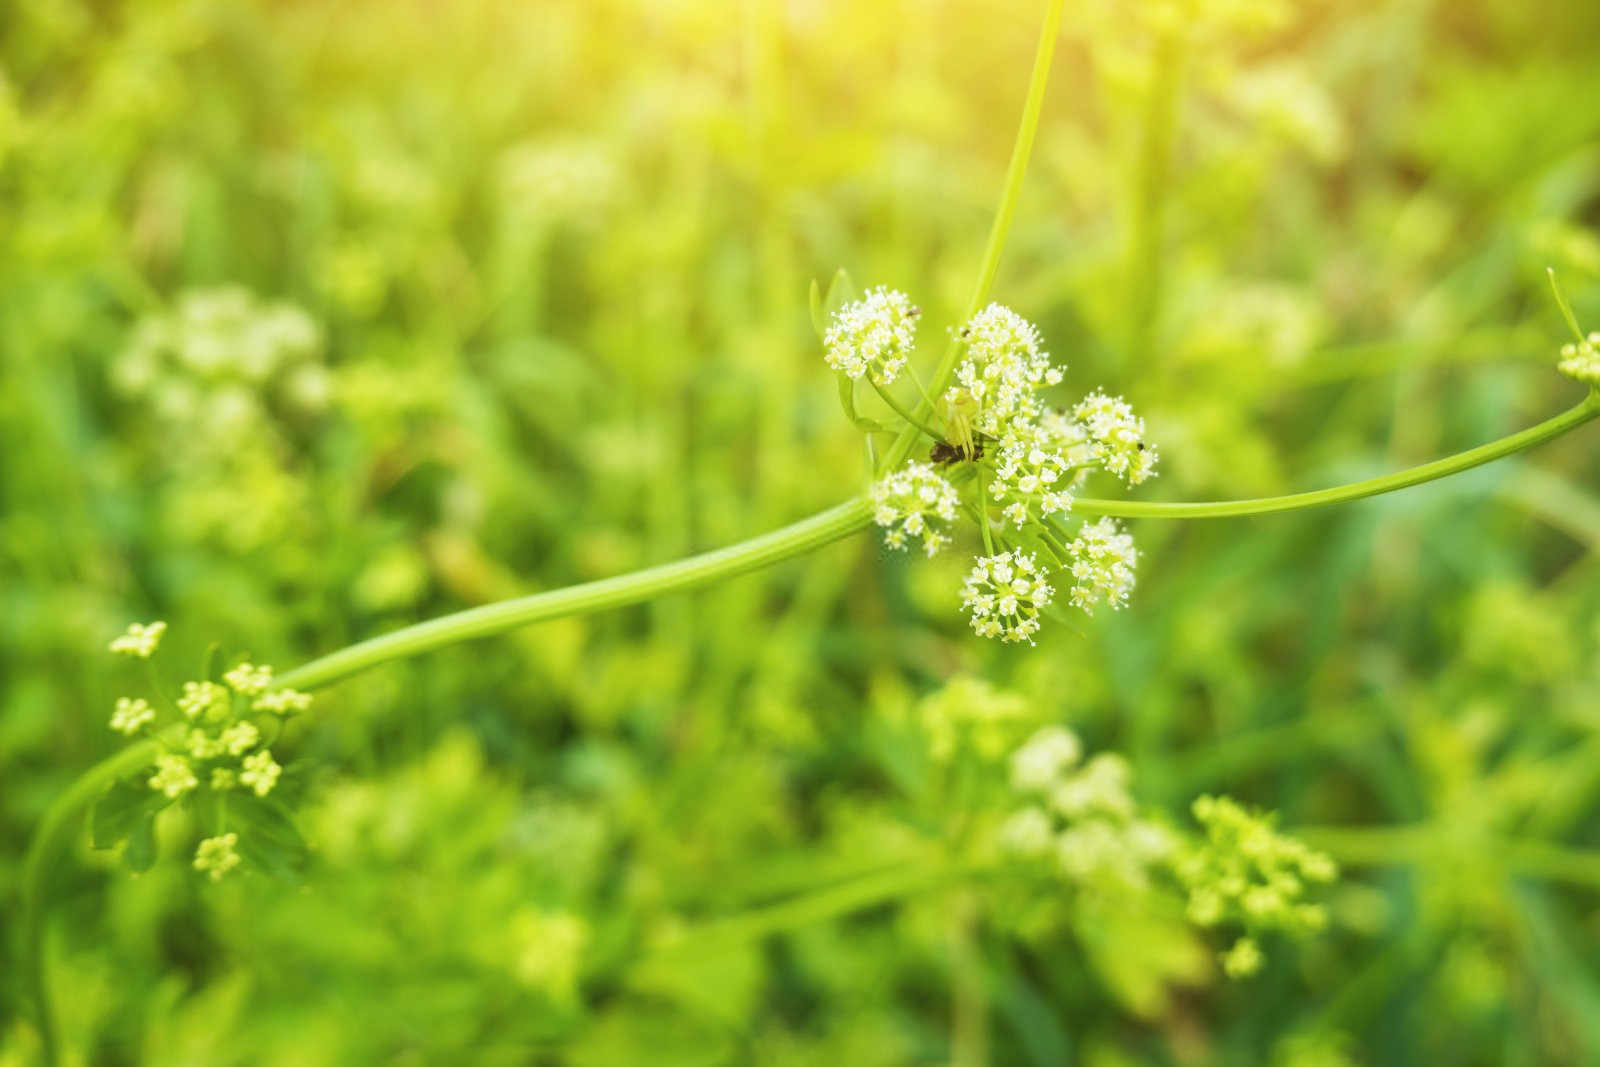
(104, 621, 312, 881)
(1175, 795, 1339, 978)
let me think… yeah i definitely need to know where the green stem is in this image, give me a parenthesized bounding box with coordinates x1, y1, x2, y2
(277, 497, 875, 692)
(22, 740, 161, 1066)
(1073, 394, 1600, 519)
(882, 0, 1065, 473)
(869, 377, 947, 446)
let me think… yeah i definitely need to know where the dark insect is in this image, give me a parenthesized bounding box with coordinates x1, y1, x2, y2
(929, 438, 986, 464)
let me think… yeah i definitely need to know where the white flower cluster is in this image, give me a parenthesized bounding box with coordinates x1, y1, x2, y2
(945, 304, 1063, 436)
(1073, 391, 1159, 485)
(1065, 517, 1138, 613)
(824, 290, 1159, 642)
(990, 410, 1088, 524)
(960, 551, 1054, 643)
(999, 726, 1173, 892)
(823, 287, 920, 384)
(1558, 331, 1600, 386)
(870, 461, 960, 555)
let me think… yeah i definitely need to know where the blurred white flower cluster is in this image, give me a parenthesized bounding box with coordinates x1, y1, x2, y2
(110, 287, 331, 552)
(824, 289, 1157, 642)
(995, 724, 1336, 979)
(1000, 726, 1173, 893)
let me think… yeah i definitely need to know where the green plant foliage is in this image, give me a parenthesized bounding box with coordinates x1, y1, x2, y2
(5, 0, 1600, 1064)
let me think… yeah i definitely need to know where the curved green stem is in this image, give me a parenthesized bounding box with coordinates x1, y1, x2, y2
(1073, 394, 1600, 519)
(22, 740, 161, 1065)
(277, 497, 874, 692)
(882, 0, 1065, 474)
(869, 377, 947, 446)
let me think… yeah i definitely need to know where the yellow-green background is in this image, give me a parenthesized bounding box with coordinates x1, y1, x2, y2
(4, 0, 1600, 1063)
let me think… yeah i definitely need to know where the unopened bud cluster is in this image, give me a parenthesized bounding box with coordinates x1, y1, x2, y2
(825, 289, 1157, 642)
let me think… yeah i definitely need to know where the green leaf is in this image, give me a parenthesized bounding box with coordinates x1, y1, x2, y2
(808, 278, 826, 340)
(225, 791, 309, 880)
(836, 373, 886, 433)
(203, 642, 225, 684)
(821, 267, 857, 321)
(90, 778, 163, 850)
(124, 812, 159, 873)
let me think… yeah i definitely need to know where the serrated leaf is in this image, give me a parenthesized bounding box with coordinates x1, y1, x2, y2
(836, 373, 886, 433)
(226, 792, 309, 879)
(91, 778, 162, 850)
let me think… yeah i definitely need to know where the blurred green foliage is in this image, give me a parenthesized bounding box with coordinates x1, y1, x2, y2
(4, 0, 1600, 1063)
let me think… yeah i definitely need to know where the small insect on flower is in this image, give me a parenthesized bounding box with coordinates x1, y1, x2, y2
(960, 550, 1054, 643)
(109, 621, 166, 659)
(928, 438, 986, 465)
(823, 286, 921, 385)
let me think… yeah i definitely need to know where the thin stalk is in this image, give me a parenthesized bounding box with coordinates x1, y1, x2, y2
(869, 377, 947, 445)
(882, 0, 1066, 473)
(978, 474, 996, 554)
(277, 497, 874, 692)
(1073, 394, 1600, 519)
(22, 740, 161, 1066)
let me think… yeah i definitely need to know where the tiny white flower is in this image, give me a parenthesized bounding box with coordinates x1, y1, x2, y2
(109, 621, 166, 659)
(110, 697, 155, 735)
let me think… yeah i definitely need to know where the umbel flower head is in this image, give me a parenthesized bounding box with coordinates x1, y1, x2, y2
(871, 461, 959, 556)
(829, 289, 1158, 643)
(961, 551, 1054, 644)
(823, 286, 920, 385)
(104, 623, 314, 881)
